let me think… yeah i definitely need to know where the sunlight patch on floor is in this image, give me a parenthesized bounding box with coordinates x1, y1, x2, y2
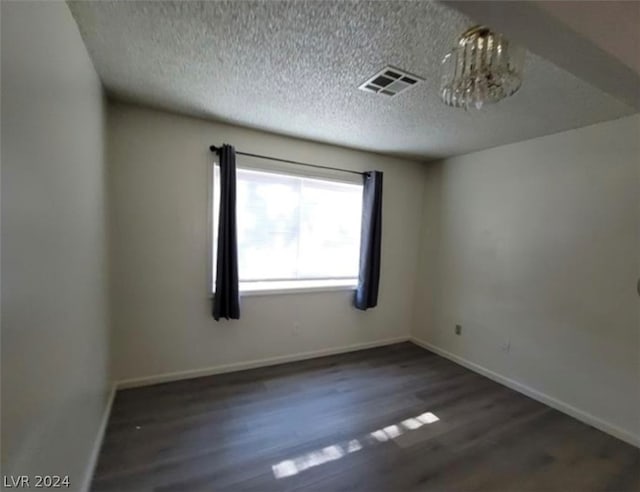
(271, 411, 440, 478)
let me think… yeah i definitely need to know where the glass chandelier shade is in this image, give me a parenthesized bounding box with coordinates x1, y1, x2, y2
(440, 26, 525, 110)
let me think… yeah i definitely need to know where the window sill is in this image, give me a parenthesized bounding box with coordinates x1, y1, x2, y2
(242, 279, 358, 296)
(213, 279, 358, 297)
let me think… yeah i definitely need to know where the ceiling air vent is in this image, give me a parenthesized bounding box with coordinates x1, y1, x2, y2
(358, 66, 424, 97)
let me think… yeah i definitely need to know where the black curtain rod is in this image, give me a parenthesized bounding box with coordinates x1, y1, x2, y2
(209, 145, 364, 176)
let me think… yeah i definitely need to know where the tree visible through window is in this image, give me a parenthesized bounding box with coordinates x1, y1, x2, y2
(213, 165, 363, 291)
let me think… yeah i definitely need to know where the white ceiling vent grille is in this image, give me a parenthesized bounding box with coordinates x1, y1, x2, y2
(358, 66, 424, 97)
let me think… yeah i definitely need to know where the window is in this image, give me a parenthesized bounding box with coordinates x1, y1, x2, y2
(213, 165, 363, 294)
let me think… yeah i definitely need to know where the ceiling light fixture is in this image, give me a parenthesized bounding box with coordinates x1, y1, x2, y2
(440, 25, 525, 110)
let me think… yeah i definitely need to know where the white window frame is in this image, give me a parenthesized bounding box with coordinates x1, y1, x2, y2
(211, 159, 363, 296)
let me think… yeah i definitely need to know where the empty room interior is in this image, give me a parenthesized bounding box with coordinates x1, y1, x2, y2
(2, 0, 640, 490)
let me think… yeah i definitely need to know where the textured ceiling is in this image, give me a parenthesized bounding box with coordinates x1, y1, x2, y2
(68, 0, 635, 159)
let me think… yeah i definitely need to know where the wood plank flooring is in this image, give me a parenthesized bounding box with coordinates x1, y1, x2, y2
(92, 343, 639, 491)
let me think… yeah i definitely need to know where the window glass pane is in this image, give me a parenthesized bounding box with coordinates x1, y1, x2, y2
(237, 169, 300, 281)
(213, 165, 363, 286)
(298, 178, 362, 279)
(212, 165, 220, 291)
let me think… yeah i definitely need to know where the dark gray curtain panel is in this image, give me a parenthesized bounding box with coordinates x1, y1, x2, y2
(355, 171, 383, 310)
(213, 144, 240, 320)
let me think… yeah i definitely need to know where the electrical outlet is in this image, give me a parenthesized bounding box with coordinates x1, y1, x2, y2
(501, 340, 511, 352)
(455, 324, 462, 335)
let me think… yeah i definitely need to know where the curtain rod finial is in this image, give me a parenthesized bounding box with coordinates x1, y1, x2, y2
(210, 145, 220, 153)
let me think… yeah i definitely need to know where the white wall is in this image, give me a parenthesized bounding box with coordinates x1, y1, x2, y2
(534, 0, 640, 76)
(108, 102, 426, 384)
(1, 1, 110, 489)
(414, 114, 640, 445)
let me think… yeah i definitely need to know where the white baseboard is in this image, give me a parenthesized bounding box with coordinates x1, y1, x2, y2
(80, 383, 117, 492)
(410, 337, 639, 448)
(116, 336, 411, 390)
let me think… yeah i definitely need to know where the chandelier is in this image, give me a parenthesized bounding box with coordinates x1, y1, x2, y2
(440, 26, 525, 110)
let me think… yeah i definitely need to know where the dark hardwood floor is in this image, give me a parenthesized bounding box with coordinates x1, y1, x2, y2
(92, 343, 639, 491)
